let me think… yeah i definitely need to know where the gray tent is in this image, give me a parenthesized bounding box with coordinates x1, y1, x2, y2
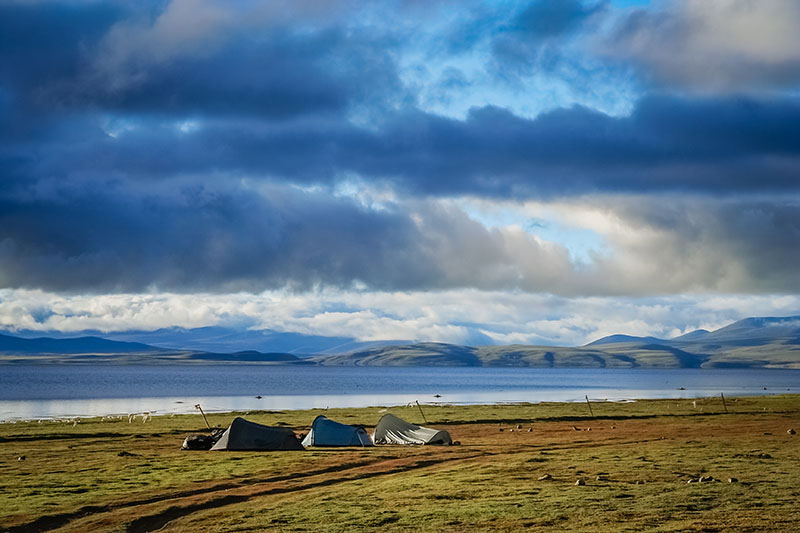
(301, 415, 374, 447)
(372, 413, 452, 445)
(210, 417, 304, 451)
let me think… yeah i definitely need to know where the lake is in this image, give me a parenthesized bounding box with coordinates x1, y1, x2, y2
(1, 365, 798, 421)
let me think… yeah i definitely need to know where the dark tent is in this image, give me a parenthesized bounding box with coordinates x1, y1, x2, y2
(210, 417, 304, 451)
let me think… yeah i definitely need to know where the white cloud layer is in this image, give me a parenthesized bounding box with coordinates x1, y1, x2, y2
(2, 288, 798, 347)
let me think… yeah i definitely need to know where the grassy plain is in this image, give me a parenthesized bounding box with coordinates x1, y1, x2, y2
(1, 395, 798, 532)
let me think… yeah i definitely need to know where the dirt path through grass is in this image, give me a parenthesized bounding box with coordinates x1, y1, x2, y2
(66, 453, 487, 532)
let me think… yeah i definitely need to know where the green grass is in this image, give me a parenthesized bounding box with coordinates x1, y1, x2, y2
(1, 395, 798, 531)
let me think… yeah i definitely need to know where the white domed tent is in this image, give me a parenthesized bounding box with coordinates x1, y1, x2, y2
(301, 415, 374, 447)
(372, 413, 452, 445)
(210, 417, 304, 451)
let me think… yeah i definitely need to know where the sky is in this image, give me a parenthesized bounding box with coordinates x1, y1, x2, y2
(1, 0, 799, 346)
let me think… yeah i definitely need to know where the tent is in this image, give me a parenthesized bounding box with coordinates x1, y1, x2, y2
(372, 413, 452, 445)
(210, 417, 304, 451)
(301, 415, 374, 447)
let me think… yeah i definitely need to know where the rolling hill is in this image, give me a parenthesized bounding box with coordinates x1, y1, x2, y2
(312, 316, 800, 369)
(0, 333, 159, 354)
(0, 333, 303, 364)
(2, 316, 799, 368)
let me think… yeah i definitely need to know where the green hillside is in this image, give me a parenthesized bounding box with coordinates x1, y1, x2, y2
(313, 316, 800, 369)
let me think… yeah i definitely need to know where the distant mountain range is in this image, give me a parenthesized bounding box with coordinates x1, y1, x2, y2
(2, 326, 405, 355)
(2, 316, 799, 368)
(0, 332, 309, 364)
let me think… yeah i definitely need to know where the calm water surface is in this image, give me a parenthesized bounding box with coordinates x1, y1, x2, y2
(0, 365, 798, 421)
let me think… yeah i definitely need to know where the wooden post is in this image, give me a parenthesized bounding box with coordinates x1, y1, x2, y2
(416, 400, 429, 424)
(720, 393, 728, 414)
(585, 395, 594, 417)
(195, 403, 211, 429)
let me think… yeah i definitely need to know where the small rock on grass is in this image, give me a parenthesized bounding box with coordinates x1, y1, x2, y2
(538, 474, 552, 481)
(575, 479, 586, 486)
(788, 428, 796, 435)
(728, 477, 739, 483)
(17, 456, 25, 461)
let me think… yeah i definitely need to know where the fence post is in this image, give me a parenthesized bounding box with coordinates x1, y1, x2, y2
(195, 403, 211, 429)
(416, 400, 429, 424)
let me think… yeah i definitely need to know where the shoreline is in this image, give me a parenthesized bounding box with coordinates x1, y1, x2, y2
(2, 391, 797, 424)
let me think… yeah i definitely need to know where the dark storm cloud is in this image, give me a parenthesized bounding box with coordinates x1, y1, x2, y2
(360, 96, 800, 196)
(87, 31, 355, 117)
(0, 1, 401, 124)
(2, 180, 799, 295)
(3, 1, 797, 201)
(0, 1, 125, 139)
(0, 2, 125, 98)
(0, 183, 425, 292)
(0, 181, 578, 293)
(7, 94, 799, 197)
(1, 0, 800, 297)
